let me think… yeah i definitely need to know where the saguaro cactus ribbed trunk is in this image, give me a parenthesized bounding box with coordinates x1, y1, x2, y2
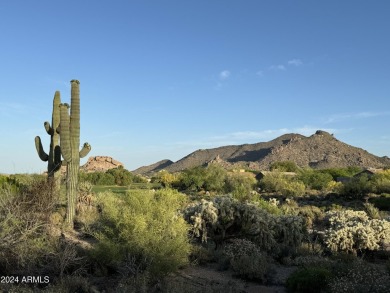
(35, 91, 62, 191)
(59, 80, 91, 226)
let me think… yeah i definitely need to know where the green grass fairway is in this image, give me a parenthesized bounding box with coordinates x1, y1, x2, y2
(92, 183, 162, 194)
(92, 186, 128, 194)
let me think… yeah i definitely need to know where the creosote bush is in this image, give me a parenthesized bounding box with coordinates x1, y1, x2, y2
(91, 188, 191, 278)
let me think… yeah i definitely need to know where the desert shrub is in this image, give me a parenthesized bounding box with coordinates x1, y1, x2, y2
(222, 239, 271, 282)
(325, 180, 343, 193)
(203, 164, 227, 193)
(184, 195, 306, 256)
(78, 180, 93, 194)
(298, 169, 334, 191)
(282, 180, 306, 197)
(79, 171, 115, 185)
(296, 205, 325, 229)
(280, 198, 299, 215)
(80, 167, 145, 186)
(370, 193, 390, 210)
(290, 255, 330, 266)
(254, 197, 282, 215)
(339, 174, 373, 199)
(178, 165, 227, 193)
(329, 260, 390, 293)
(152, 170, 180, 187)
(364, 202, 381, 219)
(371, 170, 390, 194)
(270, 161, 299, 172)
(225, 172, 256, 201)
(286, 265, 332, 293)
(260, 172, 305, 197)
(178, 166, 206, 192)
(0, 174, 8, 187)
(321, 167, 362, 180)
(91, 188, 191, 277)
(189, 244, 214, 265)
(0, 179, 59, 275)
(324, 209, 390, 255)
(106, 166, 135, 186)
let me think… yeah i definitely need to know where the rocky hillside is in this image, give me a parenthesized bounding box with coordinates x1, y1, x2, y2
(132, 159, 173, 175)
(81, 156, 124, 173)
(133, 131, 390, 174)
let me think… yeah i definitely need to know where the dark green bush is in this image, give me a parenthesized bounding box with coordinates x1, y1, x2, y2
(298, 169, 334, 191)
(178, 165, 227, 193)
(370, 193, 390, 210)
(178, 166, 206, 192)
(340, 174, 373, 199)
(321, 167, 362, 181)
(286, 266, 332, 293)
(79, 167, 146, 186)
(270, 161, 300, 172)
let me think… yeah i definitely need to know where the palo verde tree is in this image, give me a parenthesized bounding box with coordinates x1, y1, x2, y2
(59, 80, 91, 226)
(34, 91, 62, 192)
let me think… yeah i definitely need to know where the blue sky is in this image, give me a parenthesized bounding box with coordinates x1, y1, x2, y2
(1, 0, 389, 174)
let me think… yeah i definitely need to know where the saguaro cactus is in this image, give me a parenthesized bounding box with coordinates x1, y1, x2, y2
(35, 91, 62, 190)
(59, 80, 91, 226)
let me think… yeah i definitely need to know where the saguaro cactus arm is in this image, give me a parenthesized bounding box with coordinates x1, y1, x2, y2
(35, 136, 49, 161)
(80, 142, 91, 158)
(59, 103, 72, 162)
(44, 121, 54, 135)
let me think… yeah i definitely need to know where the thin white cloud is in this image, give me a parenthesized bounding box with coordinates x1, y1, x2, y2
(324, 111, 390, 124)
(288, 59, 303, 66)
(0, 102, 28, 117)
(256, 70, 264, 77)
(269, 65, 286, 71)
(219, 70, 231, 80)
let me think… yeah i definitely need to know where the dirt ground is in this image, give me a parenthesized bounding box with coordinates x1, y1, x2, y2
(164, 263, 297, 293)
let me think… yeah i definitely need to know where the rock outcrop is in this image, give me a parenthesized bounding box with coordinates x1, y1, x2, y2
(81, 156, 124, 173)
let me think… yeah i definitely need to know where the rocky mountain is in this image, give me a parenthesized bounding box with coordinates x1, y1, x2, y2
(132, 131, 390, 175)
(81, 156, 124, 173)
(132, 159, 174, 175)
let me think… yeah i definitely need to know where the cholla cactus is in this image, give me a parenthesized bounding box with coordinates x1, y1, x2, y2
(184, 195, 305, 253)
(185, 199, 218, 242)
(324, 209, 390, 254)
(268, 198, 280, 207)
